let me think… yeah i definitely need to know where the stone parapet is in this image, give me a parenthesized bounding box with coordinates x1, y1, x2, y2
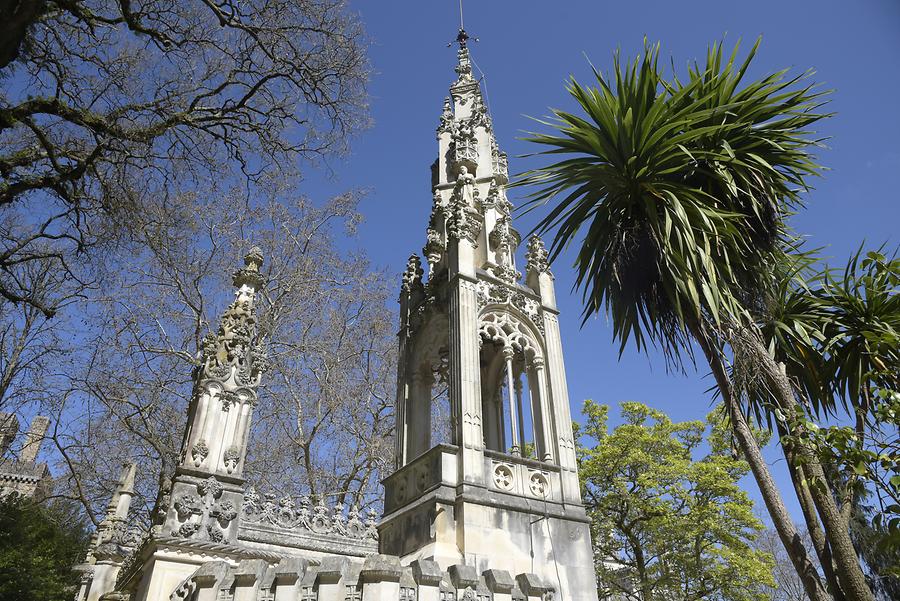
(150, 557, 558, 601)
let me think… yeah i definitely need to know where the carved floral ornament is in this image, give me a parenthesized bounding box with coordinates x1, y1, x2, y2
(171, 476, 237, 543)
(241, 487, 378, 541)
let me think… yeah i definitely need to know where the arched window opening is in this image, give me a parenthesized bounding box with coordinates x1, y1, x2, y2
(478, 311, 554, 462)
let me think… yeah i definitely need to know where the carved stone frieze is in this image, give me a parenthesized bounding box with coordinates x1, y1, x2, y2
(240, 488, 378, 542)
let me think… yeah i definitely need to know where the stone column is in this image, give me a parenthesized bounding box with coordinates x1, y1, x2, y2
(449, 273, 485, 486)
(503, 346, 520, 455)
(514, 370, 528, 455)
(532, 358, 554, 462)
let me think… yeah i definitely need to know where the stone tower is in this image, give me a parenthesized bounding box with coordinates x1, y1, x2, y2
(380, 29, 599, 601)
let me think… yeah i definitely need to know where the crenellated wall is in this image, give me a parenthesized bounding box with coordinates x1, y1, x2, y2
(169, 555, 559, 601)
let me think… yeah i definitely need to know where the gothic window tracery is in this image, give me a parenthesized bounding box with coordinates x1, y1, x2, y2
(477, 310, 553, 461)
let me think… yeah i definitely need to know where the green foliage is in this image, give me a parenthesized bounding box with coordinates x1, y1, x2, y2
(517, 39, 829, 365)
(578, 400, 774, 601)
(0, 495, 90, 601)
(758, 249, 900, 550)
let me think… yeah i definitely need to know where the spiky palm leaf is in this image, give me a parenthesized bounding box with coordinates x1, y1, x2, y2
(517, 40, 829, 364)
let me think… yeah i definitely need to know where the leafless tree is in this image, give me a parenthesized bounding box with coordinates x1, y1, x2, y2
(44, 184, 394, 526)
(755, 526, 819, 601)
(0, 0, 369, 317)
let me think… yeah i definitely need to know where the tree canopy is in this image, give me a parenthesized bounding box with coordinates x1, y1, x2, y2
(578, 400, 774, 601)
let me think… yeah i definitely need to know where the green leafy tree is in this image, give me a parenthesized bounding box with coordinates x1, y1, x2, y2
(0, 494, 90, 601)
(518, 40, 874, 600)
(578, 400, 774, 601)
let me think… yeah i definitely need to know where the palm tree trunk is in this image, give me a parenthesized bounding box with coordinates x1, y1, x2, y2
(779, 422, 846, 601)
(742, 328, 875, 601)
(687, 320, 831, 601)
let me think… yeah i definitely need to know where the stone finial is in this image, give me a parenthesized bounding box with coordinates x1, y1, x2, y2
(525, 236, 550, 275)
(232, 246, 266, 292)
(401, 254, 424, 293)
(19, 416, 49, 464)
(106, 462, 136, 520)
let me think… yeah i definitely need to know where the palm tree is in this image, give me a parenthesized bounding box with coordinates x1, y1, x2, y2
(755, 248, 899, 599)
(517, 40, 874, 601)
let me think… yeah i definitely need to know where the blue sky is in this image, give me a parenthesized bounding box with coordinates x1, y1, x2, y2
(306, 1, 900, 518)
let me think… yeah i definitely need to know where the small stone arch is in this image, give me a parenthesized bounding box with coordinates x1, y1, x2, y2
(477, 309, 543, 362)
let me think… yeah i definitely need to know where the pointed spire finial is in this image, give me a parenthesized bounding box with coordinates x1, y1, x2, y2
(232, 245, 265, 295)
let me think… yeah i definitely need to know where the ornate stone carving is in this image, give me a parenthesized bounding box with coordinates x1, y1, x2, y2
(493, 464, 514, 491)
(170, 477, 236, 542)
(220, 390, 239, 412)
(528, 472, 550, 497)
(469, 93, 491, 130)
(452, 126, 478, 171)
(240, 488, 378, 541)
(437, 96, 454, 135)
(423, 228, 444, 271)
(190, 440, 209, 467)
(447, 172, 483, 243)
(198, 250, 267, 391)
(223, 445, 241, 474)
(525, 235, 550, 274)
(401, 255, 425, 294)
(475, 281, 545, 336)
(478, 311, 542, 361)
(492, 148, 509, 183)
